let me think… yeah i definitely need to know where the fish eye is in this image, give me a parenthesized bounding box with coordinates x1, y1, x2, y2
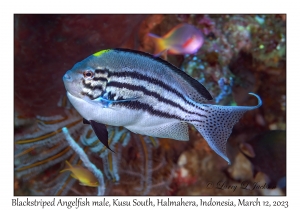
(83, 70, 94, 79)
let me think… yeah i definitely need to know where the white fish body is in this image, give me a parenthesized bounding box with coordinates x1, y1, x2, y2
(67, 91, 187, 139)
(63, 48, 262, 163)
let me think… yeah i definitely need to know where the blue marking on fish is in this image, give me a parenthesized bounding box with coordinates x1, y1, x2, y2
(92, 96, 139, 108)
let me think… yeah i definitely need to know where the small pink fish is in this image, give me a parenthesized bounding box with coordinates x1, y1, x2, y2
(148, 23, 204, 56)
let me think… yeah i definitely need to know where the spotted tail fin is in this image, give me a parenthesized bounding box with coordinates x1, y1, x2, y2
(193, 93, 262, 164)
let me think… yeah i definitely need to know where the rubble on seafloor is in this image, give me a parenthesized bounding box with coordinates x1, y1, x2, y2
(14, 14, 286, 195)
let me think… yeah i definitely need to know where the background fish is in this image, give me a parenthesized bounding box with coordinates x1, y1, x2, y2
(148, 23, 205, 56)
(60, 161, 99, 187)
(63, 48, 262, 164)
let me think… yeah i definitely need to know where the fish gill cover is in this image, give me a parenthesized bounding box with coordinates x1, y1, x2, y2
(14, 14, 286, 196)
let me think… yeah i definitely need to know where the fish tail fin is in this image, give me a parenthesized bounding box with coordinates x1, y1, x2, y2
(148, 33, 167, 56)
(192, 93, 262, 164)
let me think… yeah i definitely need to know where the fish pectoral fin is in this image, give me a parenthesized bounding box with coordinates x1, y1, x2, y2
(113, 97, 140, 103)
(92, 96, 140, 108)
(89, 120, 114, 153)
(139, 122, 189, 140)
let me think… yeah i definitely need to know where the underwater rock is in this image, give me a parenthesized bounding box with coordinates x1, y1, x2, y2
(240, 130, 286, 189)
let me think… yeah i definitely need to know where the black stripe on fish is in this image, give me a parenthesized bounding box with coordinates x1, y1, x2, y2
(95, 68, 110, 75)
(81, 91, 98, 99)
(113, 48, 213, 100)
(93, 77, 108, 82)
(115, 100, 181, 120)
(108, 81, 207, 119)
(109, 71, 210, 113)
(82, 80, 104, 91)
(105, 91, 112, 100)
(113, 100, 205, 124)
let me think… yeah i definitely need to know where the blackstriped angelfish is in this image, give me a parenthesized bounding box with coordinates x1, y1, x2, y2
(63, 48, 262, 164)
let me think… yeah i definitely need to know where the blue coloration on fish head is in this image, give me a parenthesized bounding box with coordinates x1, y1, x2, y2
(63, 54, 110, 101)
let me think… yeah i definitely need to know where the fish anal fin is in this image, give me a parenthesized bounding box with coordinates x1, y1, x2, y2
(79, 182, 99, 187)
(140, 122, 189, 140)
(89, 120, 114, 152)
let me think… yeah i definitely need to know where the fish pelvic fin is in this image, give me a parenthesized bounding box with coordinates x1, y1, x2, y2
(89, 120, 114, 153)
(148, 33, 167, 56)
(192, 93, 262, 164)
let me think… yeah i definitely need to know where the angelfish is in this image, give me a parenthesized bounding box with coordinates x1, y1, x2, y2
(62, 48, 262, 164)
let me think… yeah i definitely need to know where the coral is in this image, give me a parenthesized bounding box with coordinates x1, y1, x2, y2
(14, 97, 179, 196)
(214, 77, 234, 104)
(62, 127, 105, 195)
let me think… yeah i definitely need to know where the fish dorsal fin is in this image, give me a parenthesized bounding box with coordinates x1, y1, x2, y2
(162, 23, 185, 39)
(60, 161, 78, 179)
(167, 68, 213, 103)
(65, 160, 73, 169)
(113, 48, 213, 103)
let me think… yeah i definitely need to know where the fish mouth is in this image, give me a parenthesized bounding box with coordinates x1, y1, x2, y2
(63, 71, 82, 99)
(63, 70, 73, 82)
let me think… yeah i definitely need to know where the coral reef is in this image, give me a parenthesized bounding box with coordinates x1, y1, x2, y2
(14, 14, 286, 196)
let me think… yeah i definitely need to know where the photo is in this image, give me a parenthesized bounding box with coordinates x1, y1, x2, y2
(14, 14, 286, 196)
